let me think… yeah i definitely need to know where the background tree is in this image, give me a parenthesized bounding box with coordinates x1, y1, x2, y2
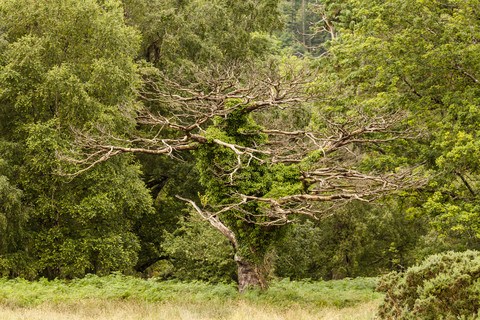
(0, 0, 154, 278)
(276, 0, 352, 56)
(274, 201, 427, 280)
(323, 0, 480, 250)
(122, 0, 283, 66)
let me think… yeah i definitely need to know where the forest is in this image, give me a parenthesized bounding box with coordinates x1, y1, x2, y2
(1, 0, 480, 318)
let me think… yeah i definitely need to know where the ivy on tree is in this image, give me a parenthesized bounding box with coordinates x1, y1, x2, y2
(68, 58, 421, 290)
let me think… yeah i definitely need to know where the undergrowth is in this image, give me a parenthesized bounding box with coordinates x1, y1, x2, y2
(0, 274, 381, 309)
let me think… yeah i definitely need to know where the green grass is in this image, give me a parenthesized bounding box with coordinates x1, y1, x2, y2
(242, 277, 380, 308)
(0, 275, 383, 319)
(0, 274, 381, 307)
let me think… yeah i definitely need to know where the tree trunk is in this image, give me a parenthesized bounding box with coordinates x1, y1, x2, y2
(178, 197, 270, 292)
(235, 254, 268, 292)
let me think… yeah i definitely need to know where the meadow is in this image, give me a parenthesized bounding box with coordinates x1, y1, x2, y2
(0, 275, 382, 320)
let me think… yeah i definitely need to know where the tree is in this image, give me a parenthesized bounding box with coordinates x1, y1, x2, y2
(117, 0, 287, 274)
(274, 201, 427, 280)
(323, 0, 480, 247)
(122, 0, 283, 66)
(67, 58, 421, 290)
(277, 0, 328, 56)
(0, 0, 154, 278)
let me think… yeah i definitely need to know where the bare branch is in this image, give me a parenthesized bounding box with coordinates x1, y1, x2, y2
(176, 195, 238, 248)
(62, 60, 425, 224)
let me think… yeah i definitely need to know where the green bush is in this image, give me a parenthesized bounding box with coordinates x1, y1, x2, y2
(377, 250, 480, 319)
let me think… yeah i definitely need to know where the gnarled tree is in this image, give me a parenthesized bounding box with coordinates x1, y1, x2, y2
(64, 60, 423, 291)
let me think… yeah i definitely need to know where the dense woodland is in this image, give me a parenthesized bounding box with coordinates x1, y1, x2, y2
(1, 0, 480, 293)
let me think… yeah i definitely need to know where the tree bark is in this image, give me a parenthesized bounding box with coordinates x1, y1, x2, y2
(235, 254, 268, 292)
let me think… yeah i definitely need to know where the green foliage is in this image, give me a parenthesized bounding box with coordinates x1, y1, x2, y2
(377, 250, 480, 319)
(0, 176, 24, 247)
(123, 0, 283, 66)
(274, 202, 427, 280)
(194, 107, 298, 265)
(161, 217, 237, 283)
(132, 153, 207, 275)
(0, 0, 154, 279)
(0, 274, 379, 308)
(0, 176, 31, 278)
(318, 0, 480, 247)
(0, 0, 140, 130)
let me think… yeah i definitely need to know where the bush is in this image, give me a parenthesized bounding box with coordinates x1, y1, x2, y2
(377, 250, 480, 319)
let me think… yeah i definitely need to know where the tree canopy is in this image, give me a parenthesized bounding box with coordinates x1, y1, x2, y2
(0, 0, 153, 278)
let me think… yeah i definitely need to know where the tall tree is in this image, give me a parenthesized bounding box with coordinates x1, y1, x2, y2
(119, 0, 287, 274)
(0, 0, 154, 278)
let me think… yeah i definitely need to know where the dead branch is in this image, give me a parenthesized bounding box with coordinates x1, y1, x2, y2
(176, 195, 238, 248)
(62, 60, 425, 224)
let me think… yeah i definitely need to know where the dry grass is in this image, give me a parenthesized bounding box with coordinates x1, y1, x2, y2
(0, 299, 380, 320)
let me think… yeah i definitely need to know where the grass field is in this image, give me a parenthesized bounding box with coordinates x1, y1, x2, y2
(0, 275, 383, 320)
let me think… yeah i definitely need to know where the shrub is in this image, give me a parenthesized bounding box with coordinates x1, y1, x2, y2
(377, 250, 480, 319)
